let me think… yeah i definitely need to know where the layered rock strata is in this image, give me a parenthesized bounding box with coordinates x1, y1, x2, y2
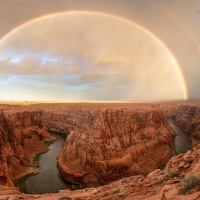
(0, 109, 52, 187)
(57, 108, 175, 186)
(174, 104, 200, 140)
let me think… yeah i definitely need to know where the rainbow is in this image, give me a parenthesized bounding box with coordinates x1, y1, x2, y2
(0, 11, 188, 99)
(155, 3, 200, 59)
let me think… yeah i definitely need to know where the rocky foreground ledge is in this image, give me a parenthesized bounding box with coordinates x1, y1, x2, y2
(1, 148, 200, 200)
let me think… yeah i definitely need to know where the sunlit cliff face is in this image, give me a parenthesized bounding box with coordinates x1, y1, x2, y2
(0, 12, 186, 102)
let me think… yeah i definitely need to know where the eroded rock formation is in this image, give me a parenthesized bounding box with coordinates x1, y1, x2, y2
(0, 109, 53, 187)
(56, 107, 175, 186)
(2, 104, 175, 187)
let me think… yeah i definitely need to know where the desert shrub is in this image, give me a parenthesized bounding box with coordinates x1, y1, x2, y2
(110, 188, 120, 194)
(178, 174, 200, 195)
(162, 171, 180, 182)
(21, 185, 29, 194)
(102, 188, 120, 198)
(156, 171, 180, 184)
(58, 195, 72, 200)
(33, 153, 39, 162)
(179, 173, 185, 179)
(72, 184, 82, 190)
(44, 140, 54, 147)
(116, 193, 126, 198)
(121, 177, 133, 183)
(102, 192, 109, 197)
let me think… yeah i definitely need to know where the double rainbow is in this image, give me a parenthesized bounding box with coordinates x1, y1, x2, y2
(0, 11, 188, 99)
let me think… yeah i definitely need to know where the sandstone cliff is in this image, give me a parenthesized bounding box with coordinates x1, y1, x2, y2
(0, 109, 52, 187)
(174, 104, 200, 140)
(55, 107, 175, 186)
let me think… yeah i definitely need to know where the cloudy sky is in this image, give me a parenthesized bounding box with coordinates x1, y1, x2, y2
(0, 0, 199, 102)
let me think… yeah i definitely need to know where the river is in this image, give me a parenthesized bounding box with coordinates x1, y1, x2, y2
(25, 118, 191, 194)
(25, 132, 71, 194)
(167, 117, 192, 154)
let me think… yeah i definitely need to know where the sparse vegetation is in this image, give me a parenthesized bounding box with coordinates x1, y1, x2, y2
(33, 153, 39, 162)
(58, 195, 72, 200)
(44, 140, 54, 147)
(121, 177, 133, 183)
(178, 174, 200, 195)
(33, 153, 40, 167)
(102, 192, 109, 197)
(116, 193, 126, 198)
(156, 171, 180, 184)
(102, 188, 120, 198)
(13, 173, 34, 194)
(110, 188, 120, 194)
(72, 184, 82, 190)
(179, 173, 185, 179)
(21, 184, 29, 194)
(162, 171, 180, 182)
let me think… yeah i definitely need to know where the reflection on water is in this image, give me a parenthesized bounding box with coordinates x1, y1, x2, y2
(167, 117, 192, 154)
(25, 132, 71, 194)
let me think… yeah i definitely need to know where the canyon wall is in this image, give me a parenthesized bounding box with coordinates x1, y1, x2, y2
(50, 107, 175, 187)
(0, 108, 52, 187)
(0, 103, 176, 189)
(174, 104, 200, 140)
(42, 106, 80, 134)
(1, 103, 200, 199)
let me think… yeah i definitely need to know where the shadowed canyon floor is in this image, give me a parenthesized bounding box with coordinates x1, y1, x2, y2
(167, 117, 192, 154)
(0, 102, 200, 199)
(25, 132, 71, 194)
